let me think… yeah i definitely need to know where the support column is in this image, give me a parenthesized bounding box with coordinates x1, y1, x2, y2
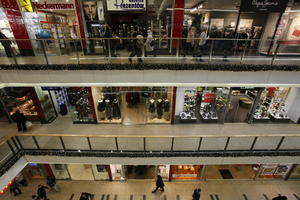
(0, 0, 34, 56)
(171, 0, 184, 48)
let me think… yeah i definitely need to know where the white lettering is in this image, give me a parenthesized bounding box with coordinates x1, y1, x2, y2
(251, 0, 278, 9)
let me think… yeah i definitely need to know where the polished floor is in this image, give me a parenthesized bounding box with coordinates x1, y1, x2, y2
(0, 179, 300, 200)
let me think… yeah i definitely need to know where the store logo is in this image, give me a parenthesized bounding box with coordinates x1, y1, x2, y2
(32, 1, 74, 10)
(251, 0, 279, 9)
(112, 0, 145, 9)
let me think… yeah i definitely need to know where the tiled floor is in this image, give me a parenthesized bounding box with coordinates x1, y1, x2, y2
(0, 179, 300, 200)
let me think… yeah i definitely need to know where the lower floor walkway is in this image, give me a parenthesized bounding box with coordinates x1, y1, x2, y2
(1, 179, 300, 200)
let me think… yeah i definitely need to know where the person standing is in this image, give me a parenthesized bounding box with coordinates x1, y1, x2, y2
(10, 180, 22, 196)
(37, 185, 49, 200)
(0, 30, 13, 57)
(46, 176, 56, 191)
(197, 29, 208, 61)
(192, 188, 201, 200)
(11, 110, 27, 132)
(128, 32, 144, 63)
(144, 30, 156, 57)
(152, 175, 165, 193)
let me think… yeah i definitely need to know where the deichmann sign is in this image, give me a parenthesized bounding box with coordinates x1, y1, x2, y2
(106, 0, 146, 11)
(240, 0, 289, 12)
(31, 1, 75, 10)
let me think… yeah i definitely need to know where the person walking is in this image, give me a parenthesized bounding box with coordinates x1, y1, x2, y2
(196, 29, 208, 61)
(0, 30, 13, 57)
(128, 32, 144, 63)
(37, 185, 49, 200)
(152, 175, 165, 193)
(46, 176, 56, 191)
(272, 194, 287, 200)
(11, 110, 27, 132)
(144, 30, 156, 57)
(192, 188, 201, 200)
(10, 180, 22, 196)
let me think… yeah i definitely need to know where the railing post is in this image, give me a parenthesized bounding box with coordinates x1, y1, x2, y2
(10, 39, 18, 65)
(32, 136, 40, 149)
(250, 136, 258, 150)
(7, 140, 16, 154)
(171, 137, 174, 151)
(59, 136, 66, 150)
(271, 41, 280, 66)
(224, 137, 230, 150)
(115, 137, 119, 151)
(74, 39, 80, 64)
(143, 137, 146, 152)
(107, 38, 112, 63)
(11, 137, 20, 151)
(87, 137, 92, 150)
(197, 137, 202, 151)
(15, 136, 23, 149)
(41, 40, 49, 65)
(276, 136, 285, 150)
(209, 40, 214, 63)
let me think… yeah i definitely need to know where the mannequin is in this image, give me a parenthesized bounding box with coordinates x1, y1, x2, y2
(157, 98, 163, 119)
(112, 98, 121, 119)
(149, 99, 155, 113)
(105, 99, 113, 120)
(163, 99, 170, 112)
(97, 98, 106, 120)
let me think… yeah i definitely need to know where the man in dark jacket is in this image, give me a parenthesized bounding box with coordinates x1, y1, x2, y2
(37, 185, 49, 200)
(192, 188, 201, 200)
(11, 110, 27, 132)
(272, 194, 287, 200)
(0, 30, 13, 57)
(152, 175, 165, 193)
(10, 180, 22, 196)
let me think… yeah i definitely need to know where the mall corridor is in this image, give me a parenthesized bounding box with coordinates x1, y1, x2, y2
(0, 179, 300, 200)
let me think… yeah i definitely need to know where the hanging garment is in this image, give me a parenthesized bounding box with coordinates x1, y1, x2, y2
(163, 100, 170, 112)
(149, 100, 155, 113)
(97, 101, 106, 112)
(157, 100, 164, 119)
(112, 100, 121, 119)
(105, 104, 113, 120)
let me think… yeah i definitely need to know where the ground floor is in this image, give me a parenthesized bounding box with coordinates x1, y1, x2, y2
(1, 179, 300, 200)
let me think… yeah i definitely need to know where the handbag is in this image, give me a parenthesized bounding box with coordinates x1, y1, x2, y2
(25, 121, 32, 128)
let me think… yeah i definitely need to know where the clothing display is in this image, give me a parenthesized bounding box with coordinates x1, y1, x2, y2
(149, 99, 155, 113)
(105, 100, 113, 120)
(156, 99, 164, 119)
(112, 99, 121, 119)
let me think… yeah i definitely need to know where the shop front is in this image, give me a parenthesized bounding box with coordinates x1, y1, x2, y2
(91, 87, 173, 125)
(171, 165, 203, 180)
(175, 87, 229, 124)
(66, 164, 111, 180)
(257, 164, 293, 180)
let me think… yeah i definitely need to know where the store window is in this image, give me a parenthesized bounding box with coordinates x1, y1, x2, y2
(34, 87, 57, 123)
(225, 88, 258, 123)
(110, 165, 125, 181)
(171, 165, 202, 180)
(92, 87, 173, 125)
(50, 164, 70, 180)
(175, 87, 229, 124)
(0, 87, 42, 122)
(67, 87, 96, 124)
(92, 165, 110, 181)
(258, 164, 293, 179)
(253, 87, 291, 123)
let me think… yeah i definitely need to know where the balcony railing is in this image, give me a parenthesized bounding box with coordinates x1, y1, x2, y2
(1, 134, 300, 177)
(0, 38, 299, 66)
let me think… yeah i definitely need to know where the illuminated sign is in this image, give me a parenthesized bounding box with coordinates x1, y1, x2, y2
(32, 1, 75, 10)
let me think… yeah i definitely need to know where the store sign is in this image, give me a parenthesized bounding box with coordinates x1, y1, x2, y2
(31, 1, 75, 10)
(41, 87, 62, 91)
(240, 0, 289, 12)
(106, 0, 146, 11)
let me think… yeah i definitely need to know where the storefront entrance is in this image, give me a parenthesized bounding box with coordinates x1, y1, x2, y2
(124, 165, 156, 179)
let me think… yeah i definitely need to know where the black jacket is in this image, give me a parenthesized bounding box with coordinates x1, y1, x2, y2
(156, 178, 164, 187)
(11, 112, 27, 123)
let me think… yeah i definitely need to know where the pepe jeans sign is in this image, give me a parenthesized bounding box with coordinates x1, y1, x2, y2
(106, 0, 146, 11)
(31, 1, 75, 10)
(240, 0, 289, 12)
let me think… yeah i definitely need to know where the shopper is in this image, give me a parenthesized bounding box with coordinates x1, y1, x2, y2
(186, 26, 197, 56)
(196, 29, 208, 62)
(144, 30, 156, 57)
(10, 180, 22, 196)
(152, 175, 165, 193)
(46, 176, 56, 191)
(80, 192, 92, 200)
(128, 32, 144, 63)
(0, 30, 13, 57)
(11, 110, 27, 132)
(192, 188, 201, 200)
(16, 173, 28, 187)
(37, 185, 49, 200)
(222, 30, 235, 61)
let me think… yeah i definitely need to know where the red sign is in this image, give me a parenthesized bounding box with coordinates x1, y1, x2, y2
(32, 1, 74, 10)
(203, 93, 216, 103)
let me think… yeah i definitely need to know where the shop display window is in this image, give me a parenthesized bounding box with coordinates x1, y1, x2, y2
(35, 87, 56, 123)
(158, 165, 170, 181)
(171, 165, 202, 180)
(0, 87, 40, 122)
(50, 164, 70, 180)
(67, 87, 96, 124)
(254, 87, 291, 122)
(204, 164, 258, 179)
(177, 87, 228, 124)
(110, 165, 125, 181)
(92, 165, 110, 181)
(258, 164, 293, 179)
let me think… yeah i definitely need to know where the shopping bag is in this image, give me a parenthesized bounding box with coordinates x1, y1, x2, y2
(25, 121, 32, 128)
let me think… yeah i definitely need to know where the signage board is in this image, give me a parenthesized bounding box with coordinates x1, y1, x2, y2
(31, 0, 75, 10)
(106, 0, 146, 11)
(240, 0, 289, 12)
(19, 0, 34, 12)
